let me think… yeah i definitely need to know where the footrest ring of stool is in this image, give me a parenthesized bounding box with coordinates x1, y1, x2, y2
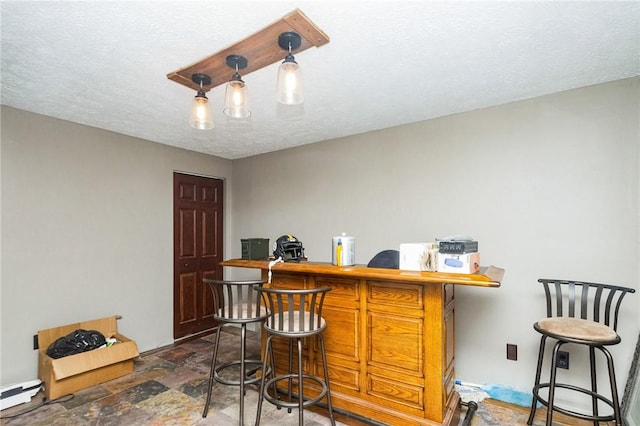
(532, 382, 616, 423)
(262, 373, 329, 410)
(214, 359, 264, 387)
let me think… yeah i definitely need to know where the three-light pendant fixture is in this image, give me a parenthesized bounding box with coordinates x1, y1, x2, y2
(167, 9, 329, 130)
(188, 33, 303, 129)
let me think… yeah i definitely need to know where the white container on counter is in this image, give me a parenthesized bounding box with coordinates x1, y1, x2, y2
(332, 233, 355, 266)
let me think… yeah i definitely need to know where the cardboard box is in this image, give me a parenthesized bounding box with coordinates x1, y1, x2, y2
(437, 252, 481, 274)
(400, 243, 438, 271)
(37, 316, 139, 400)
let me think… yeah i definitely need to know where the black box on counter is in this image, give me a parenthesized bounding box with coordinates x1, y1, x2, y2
(438, 240, 478, 254)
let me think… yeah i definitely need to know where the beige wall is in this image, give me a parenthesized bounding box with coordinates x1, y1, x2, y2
(229, 77, 639, 405)
(1, 78, 638, 410)
(1, 106, 232, 385)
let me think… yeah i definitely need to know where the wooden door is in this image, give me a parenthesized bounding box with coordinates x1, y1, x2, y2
(173, 172, 223, 339)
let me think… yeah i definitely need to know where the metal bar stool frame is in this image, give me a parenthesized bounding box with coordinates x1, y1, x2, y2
(254, 285, 336, 426)
(527, 278, 635, 426)
(202, 279, 270, 425)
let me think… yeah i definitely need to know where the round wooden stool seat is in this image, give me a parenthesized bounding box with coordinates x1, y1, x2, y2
(535, 317, 618, 343)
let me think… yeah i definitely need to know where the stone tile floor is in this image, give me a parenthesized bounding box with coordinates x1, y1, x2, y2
(0, 327, 593, 425)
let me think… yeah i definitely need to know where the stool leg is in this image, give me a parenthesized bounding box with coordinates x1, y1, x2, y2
(527, 335, 547, 425)
(318, 334, 335, 426)
(287, 338, 294, 413)
(239, 324, 247, 426)
(267, 337, 279, 408)
(297, 337, 304, 425)
(546, 342, 564, 426)
(203, 325, 224, 418)
(589, 346, 598, 426)
(255, 334, 274, 426)
(600, 346, 622, 425)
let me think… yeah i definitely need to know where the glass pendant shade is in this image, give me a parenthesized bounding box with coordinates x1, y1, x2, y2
(223, 77, 251, 118)
(276, 56, 303, 105)
(189, 91, 214, 129)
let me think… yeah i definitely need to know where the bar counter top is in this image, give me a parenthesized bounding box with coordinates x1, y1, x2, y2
(221, 258, 504, 287)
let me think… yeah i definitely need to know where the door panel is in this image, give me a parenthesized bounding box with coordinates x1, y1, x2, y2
(178, 272, 198, 324)
(202, 209, 218, 257)
(179, 209, 196, 258)
(173, 173, 223, 338)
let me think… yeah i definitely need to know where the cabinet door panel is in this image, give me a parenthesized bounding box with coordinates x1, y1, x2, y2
(368, 311, 423, 374)
(319, 358, 360, 392)
(367, 281, 424, 310)
(368, 374, 424, 410)
(316, 277, 359, 308)
(322, 305, 359, 360)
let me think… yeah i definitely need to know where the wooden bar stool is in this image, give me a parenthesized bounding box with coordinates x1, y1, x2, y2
(254, 286, 335, 426)
(527, 278, 635, 426)
(202, 279, 270, 425)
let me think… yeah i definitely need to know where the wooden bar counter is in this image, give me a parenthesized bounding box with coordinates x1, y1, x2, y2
(222, 259, 504, 426)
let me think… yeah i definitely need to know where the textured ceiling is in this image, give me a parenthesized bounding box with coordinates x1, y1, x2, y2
(1, 1, 639, 160)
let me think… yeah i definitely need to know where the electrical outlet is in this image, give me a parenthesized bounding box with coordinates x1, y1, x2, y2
(506, 343, 517, 361)
(556, 351, 569, 369)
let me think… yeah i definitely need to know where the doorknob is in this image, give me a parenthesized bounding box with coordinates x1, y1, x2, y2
(184, 263, 189, 267)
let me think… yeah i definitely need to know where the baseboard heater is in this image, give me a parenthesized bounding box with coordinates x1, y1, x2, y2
(0, 379, 42, 410)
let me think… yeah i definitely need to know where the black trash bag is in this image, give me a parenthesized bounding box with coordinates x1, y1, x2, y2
(46, 329, 107, 359)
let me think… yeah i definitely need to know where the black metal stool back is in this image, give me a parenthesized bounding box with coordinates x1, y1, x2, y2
(527, 278, 635, 426)
(202, 279, 269, 425)
(254, 286, 335, 426)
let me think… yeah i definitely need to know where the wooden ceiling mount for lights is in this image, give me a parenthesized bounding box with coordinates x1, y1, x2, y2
(167, 9, 330, 92)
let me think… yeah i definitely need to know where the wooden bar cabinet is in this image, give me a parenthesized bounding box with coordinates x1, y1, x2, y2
(221, 259, 504, 426)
